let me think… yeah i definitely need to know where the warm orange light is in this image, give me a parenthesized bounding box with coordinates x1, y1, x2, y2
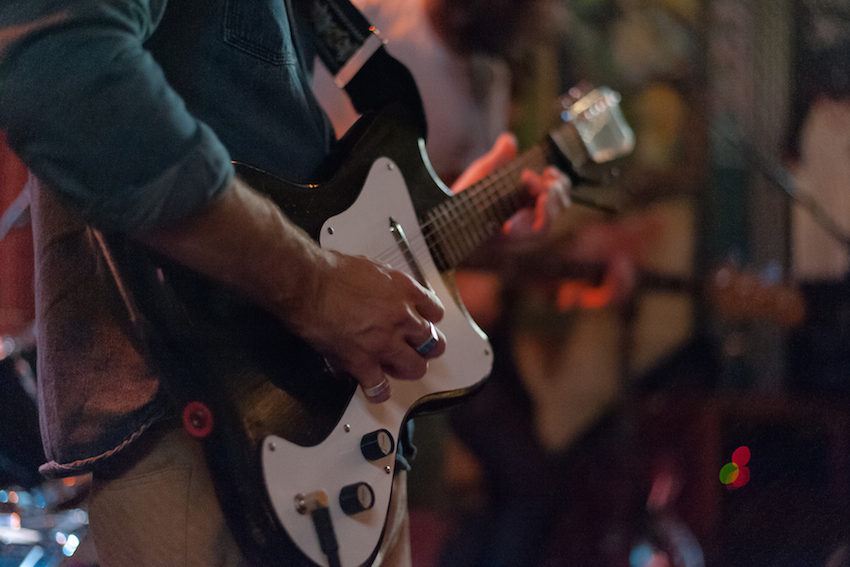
(556, 281, 584, 311)
(556, 276, 616, 311)
(579, 280, 615, 310)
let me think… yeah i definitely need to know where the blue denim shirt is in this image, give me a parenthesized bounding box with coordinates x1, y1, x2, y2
(0, 0, 336, 474)
(0, 0, 334, 232)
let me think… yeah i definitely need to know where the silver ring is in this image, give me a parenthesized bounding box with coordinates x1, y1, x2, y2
(363, 377, 390, 399)
(415, 321, 439, 356)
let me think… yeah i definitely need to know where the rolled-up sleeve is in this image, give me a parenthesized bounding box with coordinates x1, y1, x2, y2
(0, 0, 234, 232)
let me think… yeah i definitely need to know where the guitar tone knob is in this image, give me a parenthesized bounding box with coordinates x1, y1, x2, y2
(339, 482, 375, 516)
(360, 429, 394, 461)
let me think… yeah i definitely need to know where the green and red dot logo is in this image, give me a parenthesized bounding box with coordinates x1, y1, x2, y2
(719, 446, 750, 489)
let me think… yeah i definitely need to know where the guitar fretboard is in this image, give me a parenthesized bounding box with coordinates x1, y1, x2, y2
(422, 144, 551, 272)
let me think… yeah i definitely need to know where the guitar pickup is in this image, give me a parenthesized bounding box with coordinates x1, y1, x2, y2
(389, 217, 431, 291)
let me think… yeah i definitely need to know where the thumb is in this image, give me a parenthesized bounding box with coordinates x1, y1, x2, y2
(451, 133, 518, 193)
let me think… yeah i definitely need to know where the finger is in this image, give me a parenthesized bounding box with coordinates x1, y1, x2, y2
(381, 347, 429, 381)
(542, 178, 570, 228)
(533, 189, 550, 232)
(412, 283, 445, 324)
(520, 169, 546, 196)
(520, 168, 570, 197)
(545, 167, 572, 209)
(451, 132, 518, 193)
(382, 321, 446, 380)
(357, 370, 392, 403)
(407, 320, 447, 360)
(516, 168, 570, 232)
(488, 132, 519, 166)
(502, 209, 536, 236)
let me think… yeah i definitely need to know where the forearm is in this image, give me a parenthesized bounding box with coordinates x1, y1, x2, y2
(137, 177, 447, 400)
(136, 178, 327, 330)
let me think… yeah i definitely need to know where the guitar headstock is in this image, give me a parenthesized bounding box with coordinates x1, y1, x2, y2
(548, 85, 635, 188)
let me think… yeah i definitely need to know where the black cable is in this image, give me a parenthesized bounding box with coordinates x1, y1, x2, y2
(311, 506, 343, 567)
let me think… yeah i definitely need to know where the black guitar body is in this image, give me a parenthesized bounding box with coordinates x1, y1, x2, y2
(114, 102, 467, 566)
(110, 80, 631, 565)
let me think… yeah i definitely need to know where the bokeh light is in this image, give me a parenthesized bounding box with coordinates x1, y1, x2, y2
(720, 446, 751, 488)
(630, 543, 654, 567)
(732, 446, 750, 466)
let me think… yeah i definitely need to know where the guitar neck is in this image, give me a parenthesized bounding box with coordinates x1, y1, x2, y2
(422, 86, 634, 273)
(422, 142, 554, 272)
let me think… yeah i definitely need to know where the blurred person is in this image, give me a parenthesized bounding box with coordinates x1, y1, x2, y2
(313, 0, 564, 183)
(786, 44, 850, 282)
(786, 44, 850, 398)
(437, 215, 658, 567)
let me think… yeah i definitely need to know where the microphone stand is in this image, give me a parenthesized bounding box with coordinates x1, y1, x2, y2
(717, 130, 850, 265)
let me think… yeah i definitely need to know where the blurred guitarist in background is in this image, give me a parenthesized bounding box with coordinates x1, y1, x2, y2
(313, 0, 561, 184)
(0, 0, 573, 564)
(785, 43, 850, 398)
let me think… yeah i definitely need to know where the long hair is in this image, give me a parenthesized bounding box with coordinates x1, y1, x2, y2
(427, 0, 550, 56)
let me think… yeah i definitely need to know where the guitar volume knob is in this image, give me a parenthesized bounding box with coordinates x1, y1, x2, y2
(339, 482, 375, 516)
(360, 429, 395, 461)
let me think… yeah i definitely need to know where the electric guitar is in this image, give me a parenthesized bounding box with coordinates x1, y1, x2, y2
(118, 86, 634, 567)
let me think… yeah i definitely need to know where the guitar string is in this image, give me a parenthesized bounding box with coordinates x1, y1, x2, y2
(370, 151, 544, 272)
(373, 189, 520, 272)
(372, 166, 525, 269)
(369, 145, 549, 270)
(316, 141, 549, 272)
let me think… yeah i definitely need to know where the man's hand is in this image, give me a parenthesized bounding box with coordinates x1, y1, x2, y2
(554, 213, 661, 310)
(450, 132, 571, 238)
(286, 251, 447, 404)
(140, 179, 446, 405)
(450, 132, 655, 320)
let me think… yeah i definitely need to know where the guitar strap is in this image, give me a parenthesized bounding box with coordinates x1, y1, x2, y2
(298, 0, 428, 137)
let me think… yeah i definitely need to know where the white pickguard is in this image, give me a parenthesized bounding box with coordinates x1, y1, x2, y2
(261, 157, 493, 566)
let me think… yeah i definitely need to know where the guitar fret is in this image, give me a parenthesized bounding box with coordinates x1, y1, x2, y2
(456, 193, 480, 257)
(453, 207, 477, 261)
(442, 207, 465, 269)
(423, 215, 448, 272)
(445, 201, 466, 267)
(455, 191, 488, 260)
(432, 208, 448, 266)
(425, 144, 557, 271)
(459, 191, 486, 251)
(435, 211, 457, 271)
(471, 160, 524, 228)
(481, 182, 505, 235)
(479, 191, 500, 230)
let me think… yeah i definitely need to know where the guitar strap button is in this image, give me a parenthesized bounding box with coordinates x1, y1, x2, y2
(182, 401, 214, 438)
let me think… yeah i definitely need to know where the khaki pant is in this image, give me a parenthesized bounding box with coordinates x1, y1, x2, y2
(89, 426, 410, 567)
